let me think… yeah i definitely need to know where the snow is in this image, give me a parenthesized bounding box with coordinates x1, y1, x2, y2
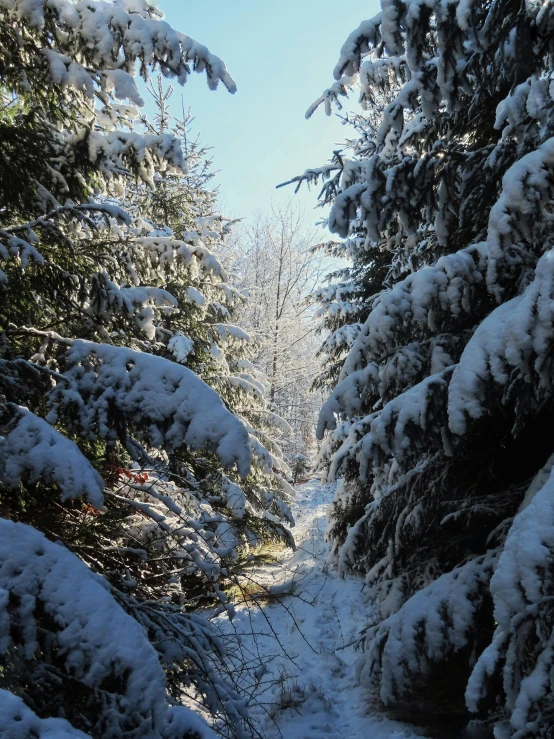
(484, 136, 554, 298)
(87, 271, 179, 340)
(333, 14, 383, 79)
(103, 68, 145, 107)
(0, 406, 104, 507)
(0, 690, 91, 738)
(466, 463, 554, 732)
(448, 248, 554, 435)
(110, 461, 288, 596)
(137, 236, 228, 281)
(0, 519, 161, 693)
(0, 230, 45, 270)
(0, 519, 217, 738)
(85, 130, 186, 188)
(1, 0, 236, 93)
(321, 366, 452, 494)
(168, 332, 195, 363)
(212, 479, 424, 739)
(360, 553, 497, 706)
(317, 362, 379, 437)
(305, 74, 357, 119)
(49, 340, 252, 477)
(222, 476, 247, 519)
(339, 245, 485, 379)
(215, 323, 253, 343)
(42, 48, 95, 99)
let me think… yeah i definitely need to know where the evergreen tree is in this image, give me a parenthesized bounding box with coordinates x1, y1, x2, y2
(96, 81, 295, 548)
(292, 0, 554, 735)
(0, 2, 291, 736)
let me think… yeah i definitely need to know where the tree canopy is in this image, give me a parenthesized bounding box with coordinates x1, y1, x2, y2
(293, 0, 554, 734)
(0, 2, 292, 736)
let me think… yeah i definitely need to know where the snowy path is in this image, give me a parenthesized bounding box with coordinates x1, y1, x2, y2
(213, 480, 423, 739)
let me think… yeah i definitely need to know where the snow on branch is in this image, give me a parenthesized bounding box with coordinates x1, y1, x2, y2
(0, 405, 104, 507)
(0, 690, 91, 738)
(0, 231, 44, 281)
(49, 340, 251, 477)
(484, 136, 554, 298)
(319, 337, 458, 440)
(307, 56, 407, 119)
(83, 130, 187, 186)
(466, 464, 554, 733)
(0, 518, 215, 738)
(448, 248, 554, 436)
(215, 323, 253, 343)
(305, 75, 358, 119)
(359, 553, 497, 706)
(0, 202, 131, 284)
(358, 56, 407, 108)
(333, 14, 383, 79)
(326, 366, 453, 484)
(168, 332, 194, 363)
(87, 270, 179, 340)
(329, 136, 554, 417)
(340, 246, 485, 379)
(136, 236, 229, 281)
(317, 363, 380, 437)
(2, 0, 236, 96)
(248, 433, 291, 477)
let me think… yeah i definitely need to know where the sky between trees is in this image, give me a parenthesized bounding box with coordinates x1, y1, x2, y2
(146, 0, 380, 228)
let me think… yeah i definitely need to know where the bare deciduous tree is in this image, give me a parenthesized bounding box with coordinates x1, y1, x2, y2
(229, 204, 327, 467)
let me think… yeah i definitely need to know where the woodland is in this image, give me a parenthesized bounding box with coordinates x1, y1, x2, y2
(1, 1, 554, 738)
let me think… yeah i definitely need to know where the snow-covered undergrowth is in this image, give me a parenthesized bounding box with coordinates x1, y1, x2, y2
(212, 479, 423, 739)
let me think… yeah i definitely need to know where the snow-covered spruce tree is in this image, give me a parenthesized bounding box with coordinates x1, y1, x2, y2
(289, 1, 554, 735)
(0, 2, 291, 737)
(89, 80, 294, 548)
(285, 106, 396, 394)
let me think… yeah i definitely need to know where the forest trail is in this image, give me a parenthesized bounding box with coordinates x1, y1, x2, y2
(214, 480, 423, 739)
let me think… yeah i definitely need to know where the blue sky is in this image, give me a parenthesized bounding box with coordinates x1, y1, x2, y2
(151, 1, 380, 230)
